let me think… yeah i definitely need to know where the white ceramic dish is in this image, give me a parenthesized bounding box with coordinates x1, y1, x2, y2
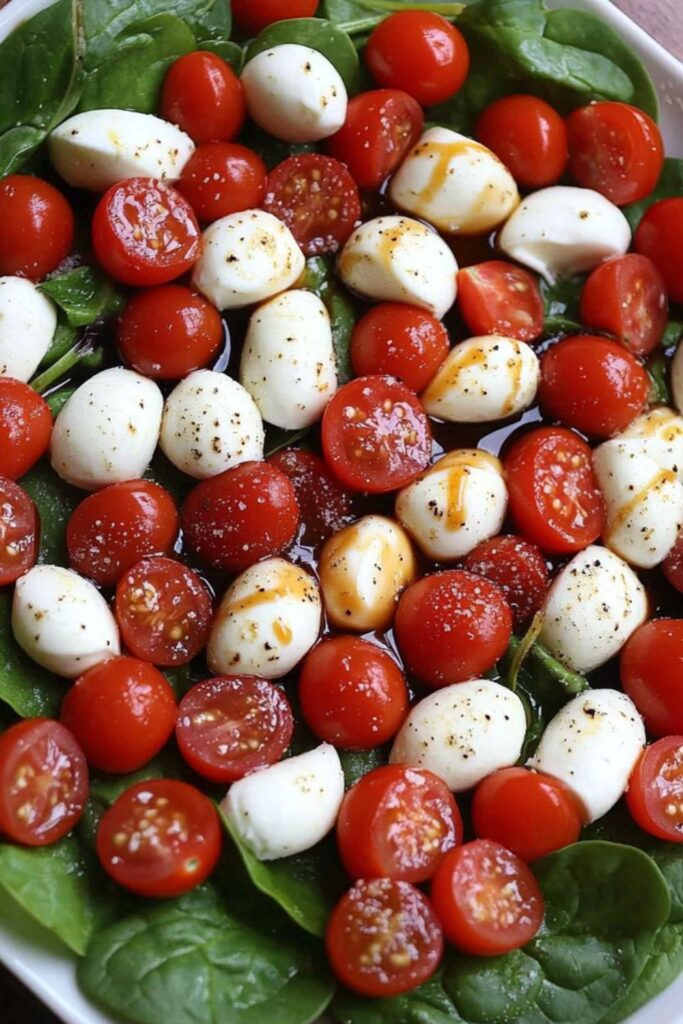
(0, 1, 682, 1023)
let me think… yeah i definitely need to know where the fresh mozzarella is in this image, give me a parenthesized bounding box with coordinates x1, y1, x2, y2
(395, 450, 507, 561)
(240, 290, 337, 429)
(337, 216, 458, 320)
(50, 368, 163, 490)
(159, 369, 264, 479)
(389, 680, 526, 792)
(241, 45, 347, 143)
(539, 545, 648, 672)
(319, 515, 417, 631)
(619, 407, 683, 481)
(672, 343, 683, 415)
(12, 565, 120, 678)
(498, 186, 631, 282)
(222, 743, 344, 860)
(528, 689, 646, 823)
(208, 557, 321, 678)
(49, 109, 194, 191)
(389, 127, 519, 235)
(191, 210, 305, 310)
(0, 277, 56, 382)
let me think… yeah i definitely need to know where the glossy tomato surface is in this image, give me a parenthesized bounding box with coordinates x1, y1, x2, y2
(462, 534, 549, 631)
(635, 197, 683, 303)
(476, 95, 568, 189)
(0, 476, 39, 587)
(161, 51, 245, 143)
(232, 0, 318, 34)
(621, 619, 683, 736)
(267, 448, 356, 546)
(0, 379, 52, 479)
(627, 737, 683, 842)
(0, 175, 74, 279)
(178, 142, 267, 222)
(663, 532, 683, 594)
(350, 303, 449, 392)
(580, 254, 668, 357)
(457, 261, 544, 343)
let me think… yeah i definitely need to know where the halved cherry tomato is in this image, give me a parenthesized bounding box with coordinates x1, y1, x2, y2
(350, 303, 449, 392)
(663, 532, 683, 594)
(457, 261, 544, 343)
(635, 198, 683, 304)
(0, 476, 39, 586)
(621, 619, 683, 737)
(475, 95, 568, 189)
(462, 534, 549, 631)
(326, 878, 443, 997)
(0, 719, 88, 846)
(175, 676, 294, 783)
(0, 379, 52, 480)
(322, 375, 432, 494)
(161, 51, 245, 144)
(232, 0, 318, 34)
(178, 142, 267, 223)
(92, 178, 201, 287)
(580, 254, 668, 357)
(267, 448, 356, 547)
(626, 737, 683, 842)
(0, 175, 74, 279)
(97, 779, 221, 897)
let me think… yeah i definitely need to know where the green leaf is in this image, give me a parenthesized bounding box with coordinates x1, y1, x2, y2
(340, 746, 387, 788)
(20, 459, 81, 565)
(0, 592, 64, 718)
(662, 320, 683, 351)
(45, 385, 77, 417)
(646, 350, 671, 405)
(624, 157, 683, 232)
(303, 257, 356, 383)
(264, 426, 312, 458)
(246, 19, 362, 94)
(40, 266, 126, 328)
(541, 275, 584, 336)
(40, 321, 79, 371)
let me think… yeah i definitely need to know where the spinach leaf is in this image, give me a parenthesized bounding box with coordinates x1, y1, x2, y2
(40, 322, 79, 371)
(541, 275, 584, 335)
(21, 459, 81, 565)
(506, 632, 588, 698)
(340, 746, 387, 788)
(40, 266, 126, 328)
(246, 19, 362, 94)
(303, 257, 356, 383)
(265, 426, 312, 458)
(647, 350, 671, 405)
(0, 592, 64, 718)
(624, 157, 683, 231)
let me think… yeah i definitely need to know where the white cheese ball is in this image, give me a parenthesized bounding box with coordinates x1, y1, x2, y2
(12, 565, 120, 678)
(619, 407, 683, 481)
(528, 689, 646, 823)
(338, 216, 458, 320)
(159, 370, 264, 480)
(0, 277, 56, 382)
(540, 545, 648, 672)
(240, 290, 337, 429)
(208, 557, 322, 679)
(672, 342, 683, 415)
(50, 368, 163, 491)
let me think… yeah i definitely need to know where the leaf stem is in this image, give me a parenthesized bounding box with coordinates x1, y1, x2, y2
(31, 341, 92, 395)
(507, 611, 545, 692)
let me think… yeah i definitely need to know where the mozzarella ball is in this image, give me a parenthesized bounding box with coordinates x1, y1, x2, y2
(672, 342, 683, 415)
(50, 368, 163, 491)
(208, 558, 321, 678)
(191, 210, 305, 310)
(498, 186, 631, 282)
(160, 370, 264, 479)
(619, 407, 683, 481)
(540, 545, 648, 672)
(338, 216, 458, 320)
(0, 277, 56, 382)
(319, 515, 417, 632)
(49, 109, 194, 192)
(12, 565, 120, 678)
(390, 680, 526, 792)
(395, 450, 507, 561)
(240, 290, 337, 429)
(528, 689, 646, 823)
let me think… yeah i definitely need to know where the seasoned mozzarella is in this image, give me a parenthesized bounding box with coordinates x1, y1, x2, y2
(191, 210, 305, 310)
(619, 407, 683, 481)
(50, 368, 163, 490)
(319, 515, 417, 631)
(389, 680, 526, 792)
(0, 277, 56, 382)
(208, 557, 321, 678)
(49, 109, 194, 191)
(338, 216, 458, 320)
(528, 689, 646, 823)
(672, 343, 683, 415)
(160, 369, 264, 479)
(241, 45, 347, 143)
(395, 450, 507, 561)
(12, 565, 120, 678)
(240, 290, 337, 429)
(540, 545, 648, 672)
(222, 743, 344, 860)
(499, 186, 631, 282)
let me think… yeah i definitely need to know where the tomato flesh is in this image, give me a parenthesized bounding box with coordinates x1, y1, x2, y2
(161, 51, 245, 144)
(178, 142, 267, 223)
(580, 254, 668, 357)
(635, 198, 683, 304)
(462, 534, 549, 631)
(267, 448, 356, 547)
(0, 175, 74, 280)
(0, 379, 53, 480)
(627, 737, 683, 843)
(475, 95, 568, 189)
(350, 303, 449, 392)
(457, 261, 545, 343)
(621, 619, 683, 737)
(0, 476, 39, 586)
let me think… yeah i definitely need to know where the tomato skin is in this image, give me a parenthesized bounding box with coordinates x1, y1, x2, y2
(178, 142, 267, 223)
(475, 95, 568, 189)
(267, 448, 356, 546)
(462, 535, 549, 631)
(457, 261, 544, 343)
(161, 51, 245, 144)
(0, 175, 74, 280)
(232, 0, 318, 34)
(621, 619, 683, 737)
(663, 532, 683, 594)
(580, 254, 668, 357)
(350, 303, 449, 393)
(0, 476, 39, 586)
(635, 198, 683, 304)
(60, 657, 177, 774)
(0, 379, 52, 480)
(626, 737, 683, 843)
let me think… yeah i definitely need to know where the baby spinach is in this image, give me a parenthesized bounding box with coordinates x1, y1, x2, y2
(40, 322, 79, 371)
(0, 593, 64, 719)
(21, 459, 81, 565)
(303, 257, 356, 383)
(265, 426, 313, 458)
(541, 275, 584, 335)
(40, 266, 126, 328)
(246, 19, 362, 94)
(340, 746, 387, 788)
(624, 157, 683, 231)
(647, 350, 671, 405)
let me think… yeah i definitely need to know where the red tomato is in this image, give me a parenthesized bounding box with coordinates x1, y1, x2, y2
(326, 90, 424, 191)
(267, 448, 356, 547)
(60, 657, 176, 774)
(580, 254, 668, 357)
(566, 101, 664, 206)
(431, 840, 544, 956)
(539, 335, 649, 438)
(178, 142, 267, 223)
(350, 303, 449, 392)
(0, 476, 39, 586)
(457, 261, 545, 343)
(394, 570, 512, 688)
(161, 51, 245, 144)
(92, 178, 201, 287)
(621, 619, 683, 737)
(663, 532, 683, 594)
(504, 427, 604, 555)
(475, 95, 568, 189)
(232, 0, 318, 34)
(0, 176, 74, 279)
(0, 719, 88, 846)
(322, 376, 432, 494)
(326, 878, 443, 997)
(97, 779, 221, 897)
(365, 12, 469, 107)
(115, 556, 213, 667)
(0, 378, 52, 479)
(626, 737, 683, 843)
(337, 765, 462, 883)
(176, 676, 293, 783)
(462, 535, 549, 631)
(635, 198, 683, 304)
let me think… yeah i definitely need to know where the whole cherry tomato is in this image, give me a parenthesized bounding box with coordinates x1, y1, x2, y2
(161, 51, 245, 143)
(350, 303, 449, 392)
(0, 378, 52, 480)
(0, 175, 74, 279)
(178, 143, 267, 222)
(476, 95, 568, 189)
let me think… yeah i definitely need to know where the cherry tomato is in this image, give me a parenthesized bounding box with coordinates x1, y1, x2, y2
(115, 556, 213, 667)
(626, 737, 683, 843)
(621, 619, 683, 737)
(267, 448, 356, 547)
(0, 719, 88, 846)
(326, 878, 443, 997)
(60, 657, 176, 774)
(337, 765, 462, 883)
(161, 51, 245, 144)
(475, 95, 568, 189)
(178, 142, 267, 223)
(176, 676, 293, 783)
(350, 303, 449, 392)
(232, 0, 318, 35)
(97, 779, 221, 897)
(322, 376, 432, 494)
(462, 534, 549, 631)
(663, 532, 683, 594)
(635, 198, 683, 304)
(365, 12, 469, 107)
(457, 261, 545, 343)
(0, 378, 52, 479)
(0, 175, 74, 279)
(326, 89, 424, 191)
(504, 427, 604, 555)
(580, 254, 668, 357)
(92, 177, 201, 287)
(0, 476, 39, 587)
(566, 101, 664, 206)
(394, 570, 512, 688)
